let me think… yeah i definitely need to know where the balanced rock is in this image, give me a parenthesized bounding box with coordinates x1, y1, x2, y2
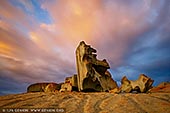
(76, 41, 118, 92)
(120, 74, 154, 93)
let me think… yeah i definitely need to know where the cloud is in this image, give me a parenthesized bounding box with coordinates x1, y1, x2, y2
(42, 0, 168, 67)
(0, 0, 36, 31)
(40, 0, 170, 85)
(0, 38, 76, 95)
(0, 0, 170, 95)
(0, 75, 28, 95)
(0, 0, 25, 21)
(0, 22, 75, 83)
(0, 12, 75, 95)
(109, 0, 170, 85)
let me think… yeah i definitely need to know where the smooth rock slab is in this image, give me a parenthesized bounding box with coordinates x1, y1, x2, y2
(0, 92, 170, 113)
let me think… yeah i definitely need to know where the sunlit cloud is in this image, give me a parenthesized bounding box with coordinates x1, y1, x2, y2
(0, 0, 170, 95)
(0, 42, 13, 56)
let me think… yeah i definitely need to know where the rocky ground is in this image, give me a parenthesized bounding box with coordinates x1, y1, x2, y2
(0, 92, 170, 113)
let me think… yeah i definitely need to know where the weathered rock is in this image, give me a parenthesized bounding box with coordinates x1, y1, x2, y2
(44, 83, 59, 93)
(120, 76, 132, 93)
(149, 82, 170, 93)
(65, 74, 78, 87)
(59, 75, 78, 92)
(59, 83, 72, 92)
(109, 87, 120, 93)
(27, 83, 48, 92)
(76, 41, 118, 91)
(1, 92, 170, 113)
(27, 83, 61, 93)
(120, 74, 154, 93)
(65, 74, 78, 91)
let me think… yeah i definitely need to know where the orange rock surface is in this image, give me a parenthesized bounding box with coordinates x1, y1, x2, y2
(0, 92, 170, 113)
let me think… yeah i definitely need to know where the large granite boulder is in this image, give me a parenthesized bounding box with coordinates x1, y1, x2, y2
(76, 41, 118, 91)
(120, 74, 154, 93)
(27, 83, 61, 93)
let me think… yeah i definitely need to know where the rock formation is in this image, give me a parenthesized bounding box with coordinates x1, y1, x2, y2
(65, 74, 78, 91)
(26, 41, 155, 94)
(44, 83, 59, 93)
(59, 74, 78, 92)
(149, 82, 170, 93)
(120, 74, 154, 93)
(59, 83, 72, 92)
(76, 41, 118, 92)
(27, 83, 61, 93)
(1, 92, 170, 113)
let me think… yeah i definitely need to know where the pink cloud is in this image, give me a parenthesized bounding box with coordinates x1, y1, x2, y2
(0, 20, 75, 84)
(0, 0, 169, 95)
(0, 1, 25, 21)
(0, 1, 164, 83)
(41, 0, 159, 67)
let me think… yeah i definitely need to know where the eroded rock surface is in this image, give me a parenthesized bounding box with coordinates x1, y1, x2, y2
(59, 83, 72, 92)
(0, 92, 170, 113)
(27, 41, 155, 94)
(149, 82, 170, 93)
(59, 74, 78, 92)
(65, 74, 78, 91)
(76, 41, 118, 91)
(27, 83, 61, 93)
(120, 74, 154, 93)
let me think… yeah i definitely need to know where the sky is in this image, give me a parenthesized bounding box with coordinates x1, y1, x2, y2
(0, 0, 170, 95)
